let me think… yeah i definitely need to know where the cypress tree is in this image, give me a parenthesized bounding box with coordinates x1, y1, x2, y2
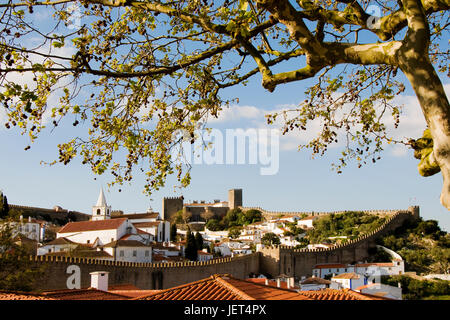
(195, 232, 204, 250)
(3, 196, 9, 218)
(170, 224, 177, 242)
(184, 229, 198, 261)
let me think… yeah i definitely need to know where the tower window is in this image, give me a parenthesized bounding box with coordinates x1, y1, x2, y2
(97, 209, 101, 215)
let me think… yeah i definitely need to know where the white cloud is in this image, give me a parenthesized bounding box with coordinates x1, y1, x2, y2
(204, 83, 450, 156)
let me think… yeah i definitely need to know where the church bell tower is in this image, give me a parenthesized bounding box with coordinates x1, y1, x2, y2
(92, 188, 111, 221)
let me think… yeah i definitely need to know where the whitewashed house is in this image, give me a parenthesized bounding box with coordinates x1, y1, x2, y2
(213, 242, 232, 257)
(312, 264, 351, 278)
(101, 239, 152, 263)
(37, 237, 79, 255)
(356, 283, 403, 300)
(299, 276, 332, 291)
(112, 210, 171, 243)
(197, 250, 213, 262)
(57, 217, 146, 246)
(5, 216, 46, 243)
(297, 216, 318, 229)
(331, 273, 366, 290)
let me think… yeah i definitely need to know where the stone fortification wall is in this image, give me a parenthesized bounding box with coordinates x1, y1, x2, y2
(29, 253, 260, 291)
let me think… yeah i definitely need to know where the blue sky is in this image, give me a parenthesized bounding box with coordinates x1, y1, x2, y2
(0, 5, 449, 232)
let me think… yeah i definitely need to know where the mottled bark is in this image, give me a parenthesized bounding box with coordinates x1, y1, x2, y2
(397, 0, 450, 209)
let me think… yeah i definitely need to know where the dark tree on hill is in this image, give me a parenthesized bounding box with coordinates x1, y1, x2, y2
(3, 196, 9, 218)
(195, 232, 204, 250)
(184, 230, 198, 261)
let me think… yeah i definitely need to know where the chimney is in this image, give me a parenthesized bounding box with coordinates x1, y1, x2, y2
(276, 278, 281, 288)
(289, 277, 295, 288)
(90, 271, 109, 291)
(398, 282, 402, 288)
(287, 279, 291, 289)
(265, 279, 269, 286)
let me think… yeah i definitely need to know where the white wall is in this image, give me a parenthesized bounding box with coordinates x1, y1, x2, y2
(107, 246, 152, 263)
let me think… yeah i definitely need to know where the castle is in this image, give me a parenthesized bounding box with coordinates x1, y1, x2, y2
(162, 188, 243, 222)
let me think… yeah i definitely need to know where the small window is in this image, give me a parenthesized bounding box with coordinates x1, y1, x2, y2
(97, 209, 101, 215)
(119, 251, 124, 257)
(145, 250, 149, 257)
(133, 250, 137, 257)
(87, 240, 90, 244)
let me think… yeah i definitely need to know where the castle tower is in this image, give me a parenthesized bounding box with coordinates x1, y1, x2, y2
(92, 188, 112, 221)
(228, 189, 243, 209)
(162, 196, 184, 221)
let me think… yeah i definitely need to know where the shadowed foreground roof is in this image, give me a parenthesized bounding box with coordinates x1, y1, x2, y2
(42, 288, 129, 300)
(134, 274, 311, 300)
(0, 291, 54, 300)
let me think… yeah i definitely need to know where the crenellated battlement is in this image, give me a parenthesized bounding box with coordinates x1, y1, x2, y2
(28, 253, 254, 269)
(240, 206, 415, 219)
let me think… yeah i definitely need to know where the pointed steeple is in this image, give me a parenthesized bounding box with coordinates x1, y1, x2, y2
(92, 188, 111, 221)
(96, 188, 107, 207)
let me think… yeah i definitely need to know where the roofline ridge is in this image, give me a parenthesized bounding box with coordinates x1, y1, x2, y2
(214, 276, 256, 300)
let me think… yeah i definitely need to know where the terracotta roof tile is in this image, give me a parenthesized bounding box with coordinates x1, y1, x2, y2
(133, 222, 160, 228)
(58, 218, 128, 233)
(355, 262, 394, 268)
(246, 278, 300, 289)
(42, 288, 129, 300)
(313, 263, 348, 269)
(109, 289, 161, 298)
(0, 291, 54, 300)
(112, 213, 159, 220)
(332, 272, 361, 279)
(300, 277, 332, 285)
(299, 288, 391, 300)
(134, 275, 311, 300)
(102, 239, 150, 248)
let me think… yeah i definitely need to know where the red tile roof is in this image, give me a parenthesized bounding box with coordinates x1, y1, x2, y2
(300, 277, 332, 285)
(332, 272, 361, 280)
(102, 239, 151, 248)
(246, 278, 300, 289)
(42, 288, 129, 300)
(299, 288, 392, 300)
(0, 291, 54, 300)
(109, 284, 140, 290)
(355, 262, 394, 268)
(58, 218, 128, 233)
(45, 237, 77, 245)
(109, 290, 161, 298)
(134, 274, 311, 300)
(133, 222, 160, 228)
(112, 213, 159, 220)
(313, 264, 348, 269)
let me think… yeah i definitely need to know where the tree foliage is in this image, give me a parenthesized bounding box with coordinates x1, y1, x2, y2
(378, 217, 450, 274)
(184, 229, 198, 261)
(261, 232, 280, 246)
(384, 275, 450, 300)
(0, 0, 449, 207)
(205, 208, 262, 230)
(0, 220, 45, 291)
(306, 211, 386, 243)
